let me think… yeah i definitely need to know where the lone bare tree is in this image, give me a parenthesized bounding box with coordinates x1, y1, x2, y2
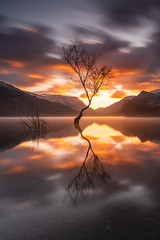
(63, 43, 113, 126)
(63, 43, 112, 204)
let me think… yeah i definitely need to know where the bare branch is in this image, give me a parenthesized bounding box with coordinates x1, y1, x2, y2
(63, 42, 114, 121)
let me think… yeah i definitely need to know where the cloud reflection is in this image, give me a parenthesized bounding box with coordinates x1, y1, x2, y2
(0, 118, 160, 206)
(0, 117, 160, 239)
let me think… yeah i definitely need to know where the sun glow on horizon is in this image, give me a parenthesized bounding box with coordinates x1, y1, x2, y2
(79, 89, 138, 109)
(21, 81, 139, 109)
(19, 70, 146, 109)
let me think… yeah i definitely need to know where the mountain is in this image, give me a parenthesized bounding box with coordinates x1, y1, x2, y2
(96, 90, 160, 116)
(34, 94, 86, 111)
(3, 80, 160, 117)
(26, 92, 94, 115)
(122, 91, 160, 116)
(0, 81, 77, 116)
(96, 96, 134, 116)
(150, 89, 160, 96)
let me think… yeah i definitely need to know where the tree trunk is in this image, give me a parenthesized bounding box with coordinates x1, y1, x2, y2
(74, 101, 91, 129)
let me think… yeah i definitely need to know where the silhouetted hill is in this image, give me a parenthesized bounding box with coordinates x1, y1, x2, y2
(26, 92, 94, 115)
(96, 90, 160, 116)
(0, 81, 77, 116)
(96, 96, 134, 116)
(2, 81, 160, 117)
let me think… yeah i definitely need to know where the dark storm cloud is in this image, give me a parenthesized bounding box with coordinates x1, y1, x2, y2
(0, 17, 61, 87)
(0, 0, 160, 91)
(0, 25, 55, 63)
(70, 25, 129, 61)
(107, 29, 160, 74)
(0, 15, 6, 24)
(108, 47, 153, 71)
(0, 72, 45, 87)
(71, 25, 129, 51)
(149, 28, 160, 66)
(0, 15, 10, 32)
(92, 0, 160, 27)
(70, 25, 100, 38)
(69, 20, 160, 72)
(70, 22, 160, 81)
(95, 36, 128, 56)
(68, 26, 159, 77)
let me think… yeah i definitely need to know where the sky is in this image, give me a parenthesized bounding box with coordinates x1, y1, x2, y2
(0, 0, 160, 108)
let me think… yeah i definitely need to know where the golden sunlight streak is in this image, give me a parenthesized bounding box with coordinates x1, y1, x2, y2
(53, 64, 73, 72)
(17, 25, 38, 33)
(83, 123, 121, 139)
(80, 91, 117, 109)
(53, 161, 78, 169)
(28, 74, 44, 79)
(83, 123, 140, 148)
(113, 68, 144, 76)
(15, 62, 147, 109)
(90, 39, 103, 44)
(80, 90, 121, 109)
(23, 81, 55, 92)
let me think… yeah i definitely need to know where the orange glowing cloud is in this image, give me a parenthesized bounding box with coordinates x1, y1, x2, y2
(2, 60, 25, 68)
(28, 74, 44, 79)
(110, 90, 127, 98)
(22, 80, 55, 92)
(113, 68, 143, 76)
(53, 161, 78, 169)
(17, 25, 38, 33)
(0, 69, 10, 74)
(53, 64, 73, 72)
(90, 39, 103, 44)
(28, 154, 44, 160)
(82, 39, 103, 45)
(0, 159, 11, 166)
(4, 166, 26, 174)
(2, 118, 160, 176)
(80, 92, 100, 99)
(80, 93, 87, 98)
(110, 135, 126, 143)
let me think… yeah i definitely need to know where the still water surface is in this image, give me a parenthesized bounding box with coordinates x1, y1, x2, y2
(0, 117, 160, 240)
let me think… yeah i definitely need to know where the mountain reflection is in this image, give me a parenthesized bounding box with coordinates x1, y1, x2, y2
(0, 117, 77, 152)
(2, 117, 160, 152)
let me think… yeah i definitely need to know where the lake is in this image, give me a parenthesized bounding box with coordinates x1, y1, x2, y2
(0, 117, 160, 240)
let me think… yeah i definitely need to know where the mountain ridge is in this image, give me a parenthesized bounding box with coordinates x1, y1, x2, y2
(0, 81, 78, 116)
(96, 90, 160, 116)
(1, 81, 160, 117)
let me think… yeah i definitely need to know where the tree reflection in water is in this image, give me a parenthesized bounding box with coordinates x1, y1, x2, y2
(65, 120, 110, 205)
